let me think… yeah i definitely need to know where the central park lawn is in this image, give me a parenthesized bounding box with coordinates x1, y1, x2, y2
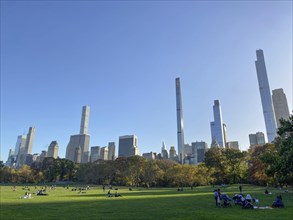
(0, 184, 292, 220)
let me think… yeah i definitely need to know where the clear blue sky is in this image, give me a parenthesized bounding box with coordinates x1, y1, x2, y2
(1, 1, 292, 161)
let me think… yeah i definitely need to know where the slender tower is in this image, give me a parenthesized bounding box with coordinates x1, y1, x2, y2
(210, 100, 225, 147)
(175, 78, 185, 164)
(255, 49, 276, 142)
(80, 105, 90, 135)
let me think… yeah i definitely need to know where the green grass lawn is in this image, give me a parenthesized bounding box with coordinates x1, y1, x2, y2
(0, 184, 292, 220)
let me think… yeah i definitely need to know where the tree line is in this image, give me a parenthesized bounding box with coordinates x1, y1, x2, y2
(1, 116, 292, 186)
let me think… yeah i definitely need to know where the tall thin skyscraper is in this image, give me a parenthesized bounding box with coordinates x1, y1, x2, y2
(210, 100, 225, 147)
(80, 105, 90, 135)
(255, 49, 276, 142)
(272, 88, 290, 128)
(175, 78, 185, 164)
(66, 105, 90, 163)
(24, 127, 35, 155)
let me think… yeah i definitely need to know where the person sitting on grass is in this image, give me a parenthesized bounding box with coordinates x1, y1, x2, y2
(107, 190, 113, 197)
(115, 191, 122, 197)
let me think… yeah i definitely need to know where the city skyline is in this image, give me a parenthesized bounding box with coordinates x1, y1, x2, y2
(1, 1, 292, 161)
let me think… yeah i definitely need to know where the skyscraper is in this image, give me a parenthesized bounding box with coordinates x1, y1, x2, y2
(249, 132, 265, 147)
(175, 77, 185, 163)
(108, 142, 116, 160)
(14, 135, 26, 157)
(24, 127, 35, 155)
(255, 49, 276, 142)
(118, 135, 139, 157)
(47, 141, 59, 158)
(17, 127, 35, 167)
(80, 105, 90, 135)
(90, 146, 101, 162)
(272, 88, 290, 128)
(66, 105, 90, 163)
(100, 146, 108, 160)
(161, 141, 169, 159)
(210, 100, 225, 147)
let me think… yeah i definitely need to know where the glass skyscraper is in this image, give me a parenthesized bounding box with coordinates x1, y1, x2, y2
(255, 49, 276, 142)
(210, 100, 225, 147)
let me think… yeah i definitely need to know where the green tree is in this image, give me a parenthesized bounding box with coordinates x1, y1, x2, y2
(261, 115, 293, 185)
(247, 144, 271, 185)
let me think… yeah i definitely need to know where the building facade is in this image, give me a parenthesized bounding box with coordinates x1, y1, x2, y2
(175, 78, 185, 163)
(272, 88, 290, 128)
(47, 141, 59, 158)
(255, 49, 276, 142)
(108, 142, 116, 160)
(118, 135, 139, 157)
(249, 132, 265, 147)
(90, 146, 101, 162)
(210, 100, 225, 147)
(66, 106, 90, 163)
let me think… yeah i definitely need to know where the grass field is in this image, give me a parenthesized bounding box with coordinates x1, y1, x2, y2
(0, 184, 292, 220)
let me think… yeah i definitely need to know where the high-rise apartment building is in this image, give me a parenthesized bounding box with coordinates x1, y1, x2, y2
(118, 135, 139, 157)
(249, 132, 265, 147)
(90, 146, 101, 162)
(108, 142, 116, 160)
(14, 135, 26, 157)
(192, 141, 208, 163)
(210, 100, 225, 147)
(272, 88, 290, 128)
(80, 106, 90, 135)
(17, 127, 35, 167)
(255, 49, 276, 142)
(24, 127, 35, 155)
(175, 78, 185, 163)
(47, 141, 59, 158)
(66, 106, 90, 163)
(100, 146, 108, 160)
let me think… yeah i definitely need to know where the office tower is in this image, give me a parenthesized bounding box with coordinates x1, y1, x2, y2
(192, 141, 208, 163)
(226, 141, 239, 150)
(169, 146, 177, 161)
(47, 141, 59, 158)
(175, 78, 185, 163)
(161, 141, 169, 159)
(24, 127, 35, 155)
(118, 135, 139, 157)
(14, 135, 26, 157)
(255, 49, 276, 142)
(80, 105, 90, 135)
(249, 132, 265, 147)
(90, 146, 101, 162)
(17, 127, 35, 167)
(108, 142, 116, 161)
(272, 88, 290, 128)
(100, 147, 108, 160)
(66, 106, 90, 163)
(210, 100, 225, 147)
